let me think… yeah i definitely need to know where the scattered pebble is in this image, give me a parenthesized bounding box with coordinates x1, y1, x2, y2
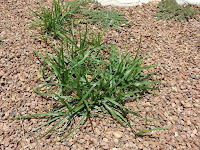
(113, 131, 123, 139)
(175, 132, 178, 137)
(188, 74, 196, 79)
(113, 138, 119, 145)
(1, 1, 199, 149)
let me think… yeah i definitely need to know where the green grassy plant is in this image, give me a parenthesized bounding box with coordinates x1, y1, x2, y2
(76, 0, 96, 5)
(154, 0, 200, 21)
(83, 7, 130, 29)
(12, 0, 171, 141)
(13, 25, 171, 140)
(29, 0, 81, 39)
(0, 37, 5, 46)
(0, 37, 5, 42)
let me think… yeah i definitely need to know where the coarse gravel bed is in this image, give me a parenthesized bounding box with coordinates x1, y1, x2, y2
(0, 0, 200, 149)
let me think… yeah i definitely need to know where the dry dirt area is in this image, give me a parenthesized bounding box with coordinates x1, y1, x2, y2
(0, 0, 200, 149)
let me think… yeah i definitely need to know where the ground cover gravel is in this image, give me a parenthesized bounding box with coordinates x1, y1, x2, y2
(0, 0, 199, 149)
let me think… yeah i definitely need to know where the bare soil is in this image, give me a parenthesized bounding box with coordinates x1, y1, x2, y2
(0, 0, 199, 149)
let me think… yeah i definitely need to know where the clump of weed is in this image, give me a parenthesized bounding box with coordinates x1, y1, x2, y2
(154, 0, 200, 21)
(83, 7, 131, 29)
(29, 0, 81, 39)
(13, 0, 171, 141)
(13, 25, 170, 140)
(76, 0, 96, 5)
(0, 37, 5, 42)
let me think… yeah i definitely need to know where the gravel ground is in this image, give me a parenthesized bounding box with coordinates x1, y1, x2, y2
(0, 0, 200, 149)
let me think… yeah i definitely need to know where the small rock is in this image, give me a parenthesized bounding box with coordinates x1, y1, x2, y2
(106, 131, 112, 135)
(129, 37, 133, 41)
(150, 124, 155, 134)
(124, 142, 129, 148)
(84, 135, 90, 140)
(113, 138, 119, 145)
(92, 121, 96, 127)
(188, 74, 196, 79)
(138, 143, 144, 149)
(62, 140, 68, 146)
(164, 112, 169, 117)
(193, 129, 197, 135)
(4, 112, 9, 118)
(128, 142, 136, 148)
(157, 33, 162, 37)
(31, 119, 38, 124)
(124, 135, 130, 141)
(113, 131, 123, 139)
(172, 103, 176, 107)
(101, 141, 107, 146)
(193, 103, 199, 108)
(102, 138, 109, 143)
(186, 120, 191, 125)
(131, 116, 137, 121)
(186, 142, 192, 148)
(79, 139, 85, 144)
(180, 85, 186, 90)
(183, 102, 193, 108)
(175, 132, 178, 137)
(177, 106, 183, 112)
(95, 128, 101, 135)
(0, 31, 6, 37)
(90, 137, 98, 145)
(3, 124, 9, 132)
(143, 141, 149, 147)
(171, 86, 178, 92)
(103, 144, 110, 150)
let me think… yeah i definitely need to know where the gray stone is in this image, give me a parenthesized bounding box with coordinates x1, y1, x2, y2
(189, 74, 196, 79)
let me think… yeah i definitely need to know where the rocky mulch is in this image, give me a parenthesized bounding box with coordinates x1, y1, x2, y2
(0, 0, 199, 149)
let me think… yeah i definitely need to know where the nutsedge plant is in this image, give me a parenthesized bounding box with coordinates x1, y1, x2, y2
(154, 0, 199, 21)
(29, 0, 81, 39)
(14, 24, 170, 140)
(13, 0, 171, 141)
(83, 7, 131, 30)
